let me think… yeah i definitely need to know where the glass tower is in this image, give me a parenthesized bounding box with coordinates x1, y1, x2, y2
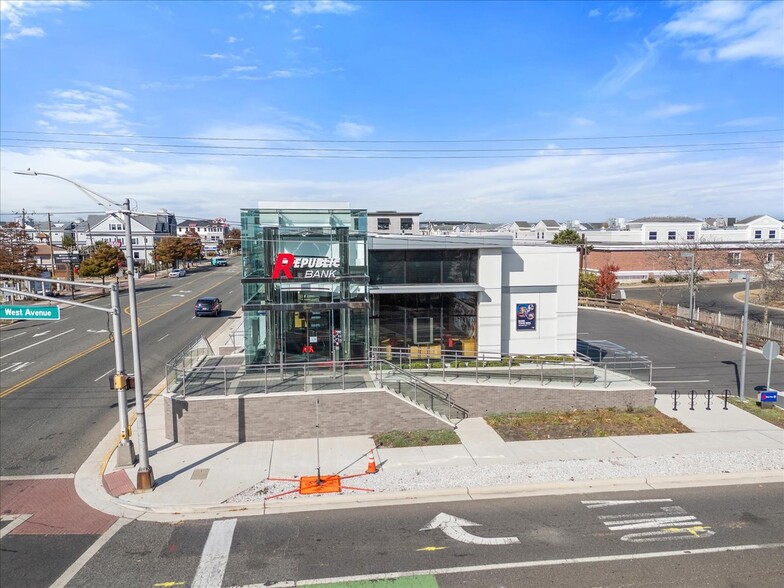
(240, 205, 369, 365)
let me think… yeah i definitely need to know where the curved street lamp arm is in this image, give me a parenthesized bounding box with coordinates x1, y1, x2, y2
(13, 169, 122, 208)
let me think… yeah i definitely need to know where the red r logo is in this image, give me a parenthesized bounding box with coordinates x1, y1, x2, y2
(272, 253, 295, 278)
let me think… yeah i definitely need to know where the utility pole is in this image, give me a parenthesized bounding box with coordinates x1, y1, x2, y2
(47, 212, 56, 280)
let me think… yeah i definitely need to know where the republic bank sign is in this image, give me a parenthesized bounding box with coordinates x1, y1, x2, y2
(272, 253, 340, 279)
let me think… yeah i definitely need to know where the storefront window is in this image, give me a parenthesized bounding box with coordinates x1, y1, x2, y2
(369, 249, 477, 285)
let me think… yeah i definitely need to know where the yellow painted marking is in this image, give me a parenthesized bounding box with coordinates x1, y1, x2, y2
(417, 546, 447, 552)
(0, 274, 235, 399)
(153, 582, 185, 587)
(664, 525, 712, 536)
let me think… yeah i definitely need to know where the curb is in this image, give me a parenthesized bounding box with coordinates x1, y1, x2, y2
(101, 470, 784, 523)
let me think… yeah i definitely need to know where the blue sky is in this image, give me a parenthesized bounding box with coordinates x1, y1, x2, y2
(1, 0, 782, 225)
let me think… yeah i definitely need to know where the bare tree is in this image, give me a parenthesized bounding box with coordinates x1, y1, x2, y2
(742, 244, 784, 324)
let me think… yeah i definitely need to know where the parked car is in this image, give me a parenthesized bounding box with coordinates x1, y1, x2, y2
(169, 268, 186, 278)
(211, 257, 228, 266)
(194, 296, 222, 317)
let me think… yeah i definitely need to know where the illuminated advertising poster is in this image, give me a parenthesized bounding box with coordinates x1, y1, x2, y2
(516, 303, 536, 331)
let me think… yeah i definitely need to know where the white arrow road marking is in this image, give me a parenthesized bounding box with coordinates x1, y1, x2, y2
(420, 513, 520, 546)
(172, 294, 185, 297)
(0, 362, 31, 373)
(179, 290, 192, 293)
(0, 329, 75, 360)
(86, 329, 109, 334)
(0, 332, 27, 342)
(32, 330, 51, 337)
(191, 518, 237, 588)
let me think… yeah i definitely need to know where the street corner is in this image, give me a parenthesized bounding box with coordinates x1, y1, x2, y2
(0, 477, 118, 536)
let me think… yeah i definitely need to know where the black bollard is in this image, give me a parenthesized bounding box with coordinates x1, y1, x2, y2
(723, 389, 729, 410)
(704, 390, 713, 411)
(671, 389, 679, 411)
(689, 390, 696, 410)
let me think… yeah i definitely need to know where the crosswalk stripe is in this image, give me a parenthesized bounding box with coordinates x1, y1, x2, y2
(192, 518, 237, 588)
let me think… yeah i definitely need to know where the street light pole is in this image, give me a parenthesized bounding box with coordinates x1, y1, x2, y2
(111, 283, 136, 466)
(730, 271, 751, 401)
(13, 170, 154, 489)
(122, 198, 154, 489)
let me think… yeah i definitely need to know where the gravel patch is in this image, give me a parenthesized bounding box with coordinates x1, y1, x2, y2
(225, 448, 784, 504)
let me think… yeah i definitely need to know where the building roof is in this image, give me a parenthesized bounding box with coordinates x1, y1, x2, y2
(630, 216, 701, 223)
(540, 219, 562, 228)
(736, 215, 766, 224)
(514, 221, 532, 228)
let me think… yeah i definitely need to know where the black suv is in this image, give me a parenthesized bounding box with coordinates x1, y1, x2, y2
(194, 297, 222, 317)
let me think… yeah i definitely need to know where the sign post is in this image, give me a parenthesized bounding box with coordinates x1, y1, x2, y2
(762, 341, 780, 392)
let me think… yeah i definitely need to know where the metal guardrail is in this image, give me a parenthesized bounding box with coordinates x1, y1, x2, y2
(370, 359, 468, 423)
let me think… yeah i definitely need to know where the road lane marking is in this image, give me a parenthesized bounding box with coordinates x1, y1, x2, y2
(32, 330, 52, 337)
(158, 334, 170, 342)
(1, 274, 236, 398)
(95, 369, 114, 382)
(191, 518, 237, 588)
(0, 329, 75, 360)
(252, 543, 784, 587)
(583, 499, 672, 508)
(0, 361, 31, 373)
(420, 513, 520, 546)
(0, 331, 27, 342)
(49, 517, 130, 588)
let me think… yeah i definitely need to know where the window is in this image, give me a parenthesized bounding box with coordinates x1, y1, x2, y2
(377, 218, 390, 231)
(769, 230, 776, 239)
(131, 237, 139, 245)
(648, 231, 657, 241)
(133, 251, 140, 259)
(668, 231, 676, 240)
(754, 230, 762, 239)
(686, 231, 695, 240)
(109, 223, 124, 231)
(727, 252, 741, 266)
(400, 218, 413, 231)
(766, 252, 775, 264)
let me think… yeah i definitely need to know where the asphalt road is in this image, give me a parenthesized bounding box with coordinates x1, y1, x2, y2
(28, 483, 780, 588)
(578, 308, 784, 399)
(624, 281, 784, 325)
(0, 263, 244, 476)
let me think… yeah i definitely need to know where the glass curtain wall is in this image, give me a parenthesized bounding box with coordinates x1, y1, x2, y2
(369, 249, 479, 356)
(241, 207, 369, 365)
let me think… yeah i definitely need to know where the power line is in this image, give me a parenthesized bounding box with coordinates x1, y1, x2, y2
(2, 128, 782, 143)
(3, 136, 781, 153)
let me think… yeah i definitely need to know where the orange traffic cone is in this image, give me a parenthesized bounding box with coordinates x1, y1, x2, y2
(366, 451, 377, 474)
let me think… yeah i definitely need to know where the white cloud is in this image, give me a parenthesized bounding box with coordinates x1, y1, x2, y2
(204, 53, 228, 59)
(645, 102, 702, 119)
(588, 8, 601, 18)
(570, 117, 596, 128)
(335, 122, 374, 139)
(663, 0, 784, 66)
(261, 3, 276, 12)
(608, 6, 636, 22)
(267, 68, 318, 78)
(36, 86, 134, 132)
(594, 38, 658, 95)
(227, 65, 257, 73)
(722, 116, 778, 127)
(1, 0, 85, 41)
(290, 1, 358, 16)
(292, 27, 303, 41)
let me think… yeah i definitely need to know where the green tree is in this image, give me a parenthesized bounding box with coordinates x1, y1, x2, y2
(579, 272, 598, 297)
(596, 264, 620, 299)
(0, 221, 43, 276)
(78, 242, 124, 289)
(551, 229, 583, 244)
(224, 227, 241, 253)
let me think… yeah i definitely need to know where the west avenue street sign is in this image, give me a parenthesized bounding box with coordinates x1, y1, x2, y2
(0, 305, 61, 321)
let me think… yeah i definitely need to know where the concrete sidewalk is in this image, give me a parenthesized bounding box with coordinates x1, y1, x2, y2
(74, 380, 783, 522)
